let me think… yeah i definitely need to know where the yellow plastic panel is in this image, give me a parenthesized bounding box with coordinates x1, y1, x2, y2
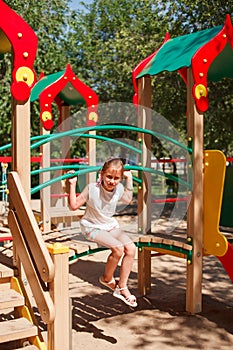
(203, 150, 228, 256)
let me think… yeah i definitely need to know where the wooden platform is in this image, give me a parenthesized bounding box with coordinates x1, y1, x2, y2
(137, 235, 192, 296)
(31, 199, 85, 230)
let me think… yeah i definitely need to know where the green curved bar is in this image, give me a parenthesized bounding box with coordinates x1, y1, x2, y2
(124, 165, 191, 189)
(0, 133, 48, 152)
(135, 241, 193, 263)
(31, 166, 101, 195)
(31, 164, 191, 195)
(0, 143, 12, 152)
(0, 124, 192, 154)
(31, 164, 141, 189)
(31, 124, 192, 153)
(68, 241, 192, 263)
(70, 133, 141, 154)
(69, 247, 109, 261)
(31, 132, 141, 155)
(30, 164, 89, 176)
(0, 133, 50, 152)
(31, 164, 140, 185)
(0, 133, 49, 151)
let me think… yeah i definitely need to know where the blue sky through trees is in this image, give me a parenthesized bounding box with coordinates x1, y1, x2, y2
(70, 0, 92, 10)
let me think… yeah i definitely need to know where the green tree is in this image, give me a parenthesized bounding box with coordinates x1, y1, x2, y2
(68, 0, 168, 102)
(68, 0, 233, 156)
(1, 0, 233, 158)
(159, 0, 233, 155)
(67, 0, 176, 158)
(0, 0, 77, 149)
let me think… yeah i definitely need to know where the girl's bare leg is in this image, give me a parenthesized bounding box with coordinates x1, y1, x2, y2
(92, 228, 136, 299)
(118, 243, 136, 293)
(93, 230, 124, 288)
(104, 247, 124, 287)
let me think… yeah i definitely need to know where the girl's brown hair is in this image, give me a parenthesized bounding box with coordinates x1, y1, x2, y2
(101, 157, 124, 176)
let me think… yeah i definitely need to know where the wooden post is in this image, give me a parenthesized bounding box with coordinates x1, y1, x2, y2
(11, 98, 32, 302)
(59, 105, 72, 226)
(41, 105, 72, 231)
(86, 131, 96, 184)
(138, 248, 151, 296)
(11, 98, 31, 202)
(137, 76, 152, 235)
(40, 127, 51, 232)
(137, 76, 152, 295)
(60, 104, 71, 158)
(186, 68, 204, 314)
(47, 243, 70, 350)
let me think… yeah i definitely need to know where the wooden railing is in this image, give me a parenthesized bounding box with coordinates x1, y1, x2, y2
(8, 171, 70, 349)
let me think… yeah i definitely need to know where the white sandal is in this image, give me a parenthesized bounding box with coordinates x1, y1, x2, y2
(99, 275, 116, 291)
(113, 285, 137, 307)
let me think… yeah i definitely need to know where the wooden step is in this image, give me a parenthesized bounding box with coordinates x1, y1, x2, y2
(0, 263, 13, 278)
(2, 343, 39, 350)
(2, 342, 39, 350)
(0, 317, 38, 343)
(13, 345, 39, 350)
(0, 289, 24, 309)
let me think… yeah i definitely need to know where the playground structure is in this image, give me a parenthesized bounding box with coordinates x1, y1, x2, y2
(132, 14, 233, 314)
(30, 63, 99, 232)
(0, 0, 233, 348)
(0, 1, 70, 349)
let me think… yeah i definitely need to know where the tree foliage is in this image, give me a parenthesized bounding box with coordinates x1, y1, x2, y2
(67, 0, 233, 156)
(164, 0, 233, 155)
(0, 0, 233, 157)
(0, 0, 76, 148)
(68, 0, 168, 102)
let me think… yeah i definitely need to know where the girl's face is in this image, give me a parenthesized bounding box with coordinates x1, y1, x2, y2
(102, 167, 122, 192)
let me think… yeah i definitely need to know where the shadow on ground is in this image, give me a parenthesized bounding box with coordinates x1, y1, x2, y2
(68, 255, 233, 349)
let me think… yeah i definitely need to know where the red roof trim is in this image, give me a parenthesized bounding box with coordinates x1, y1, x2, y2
(39, 64, 99, 130)
(0, 0, 38, 101)
(192, 14, 233, 112)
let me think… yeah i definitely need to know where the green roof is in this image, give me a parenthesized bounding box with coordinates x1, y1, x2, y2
(30, 70, 86, 105)
(137, 25, 233, 81)
(30, 70, 65, 102)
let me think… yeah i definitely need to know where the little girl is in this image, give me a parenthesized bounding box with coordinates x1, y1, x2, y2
(68, 158, 137, 307)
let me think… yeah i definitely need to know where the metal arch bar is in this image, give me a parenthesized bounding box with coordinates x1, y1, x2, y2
(31, 164, 191, 195)
(68, 241, 193, 263)
(30, 124, 192, 153)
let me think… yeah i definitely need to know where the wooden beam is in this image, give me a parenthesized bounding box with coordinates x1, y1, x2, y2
(8, 171, 54, 283)
(11, 98, 31, 202)
(138, 248, 151, 296)
(137, 76, 152, 235)
(51, 105, 71, 226)
(40, 127, 52, 232)
(8, 210, 55, 324)
(86, 131, 96, 184)
(47, 244, 70, 350)
(186, 68, 204, 314)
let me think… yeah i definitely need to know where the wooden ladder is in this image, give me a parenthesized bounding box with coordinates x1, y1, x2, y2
(0, 263, 45, 350)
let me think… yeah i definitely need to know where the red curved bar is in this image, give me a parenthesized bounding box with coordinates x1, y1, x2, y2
(0, 0, 38, 101)
(192, 14, 233, 112)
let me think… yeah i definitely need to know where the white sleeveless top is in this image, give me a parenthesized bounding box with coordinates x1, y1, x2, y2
(80, 182, 125, 230)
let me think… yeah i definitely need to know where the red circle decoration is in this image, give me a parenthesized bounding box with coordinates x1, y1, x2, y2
(10, 81, 30, 101)
(43, 119, 54, 131)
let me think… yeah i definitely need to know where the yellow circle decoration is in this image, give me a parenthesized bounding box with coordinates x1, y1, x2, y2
(15, 67, 35, 86)
(88, 112, 98, 122)
(194, 84, 207, 99)
(41, 111, 52, 122)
